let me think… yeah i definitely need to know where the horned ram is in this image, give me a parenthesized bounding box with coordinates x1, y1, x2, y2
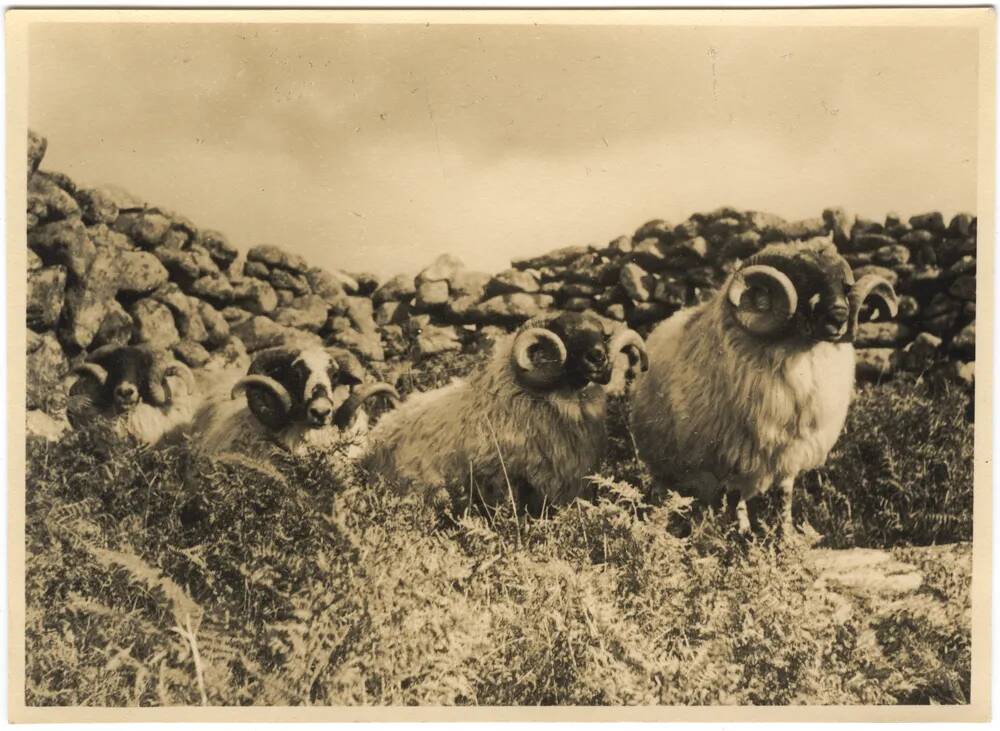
(67, 343, 197, 447)
(628, 237, 898, 536)
(362, 311, 649, 514)
(190, 345, 399, 457)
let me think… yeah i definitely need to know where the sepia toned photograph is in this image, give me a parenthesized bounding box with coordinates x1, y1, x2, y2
(6, 7, 994, 723)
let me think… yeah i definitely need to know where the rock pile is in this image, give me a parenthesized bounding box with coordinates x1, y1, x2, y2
(25, 130, 977, 419)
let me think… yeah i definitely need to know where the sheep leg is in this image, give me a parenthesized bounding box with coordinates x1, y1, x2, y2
(724, 490, 752, 535)
(779, 476, 796, 539)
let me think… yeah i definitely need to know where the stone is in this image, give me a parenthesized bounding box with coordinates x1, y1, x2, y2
(372, 273, 417, 305)
(375, 300, 409, 327)
(951, 360, 976, 386)
(762, 217, 826, 243)
(512, 245, 590, 271)
(633, 219, 673, 242)
(188, 245, 220, 277)
(28, 173, 81, 224)
(269, 267, 311, 296)
(416, 253, 465, 285)
(26, 409, 69, 442)
(560, 281, 600, 298)
(350, 271, 380, 296)
(855, 348, 898, 380)
(947, 255, 976, 278)
(854, 322, 911, 348)
(232, 277, 278, 314)
(672, 219, 702, 240)
(901, 229, 936, 247)
(466, 293, 555, 325)
(414, 324, 462, 358)
(232, 316, 289, 352)
(58, 249, 119, 349)
(221, 306, 254, 326)
(189, 275, 235, 306)
(274, 295, 329, 332)
(28, 219, 96, 281)
(197, 230, 238, 267)
(153, 246, 200, 281)
(619, 262, 655, 302)
(116, 212, 172, 249)
(873, 245, 910, 267)
(275, 289, 295, 307)
(662, 236, 708, 268)
(443, 295, 479, 323)
(247, 244, 307, 273)
(244, 260, 270, 279)
(852, 233, 898, 252)
(129, 298, 180, 350)
(562, 297, 593, 312)
(329, 327, 385, 362)
(487, 268, 540, 297)
(75, 188, 119, 225)
(900, 332, 943, 372)
(702, 217, 743, 242)
(823, 207, 853, 247)
(604, 235, 633, 256)
(307, 267, 359, 297)
(949, 275, 976, 302)
(951, 321, 975, 358)
(26, 331, 67, 411)
(449, 270, 492, 299)
(27, 249, 42, 271)
(197, 301, 231, 348)
(26, 266, 66, 331)
(91, 301, 134, 348)
(652, 277, 688, 309)
(118, 251, 169, 297)
(948, 213, 975, 238)
(203, 336, 250, 373)
(628, 302, 673, 326)
(173, 339, 211, 368)
(629, 238, 667, 270)
(414, 280, 450, 311)
(605, 303, 627, 321)
(720, 230, 762, 261)
(909, 211, 946, 233)
(27, 130, 46, 180)
(87, 223, 134, 251)
(897, 295, 920, 320)
(93, 184, 146, 212)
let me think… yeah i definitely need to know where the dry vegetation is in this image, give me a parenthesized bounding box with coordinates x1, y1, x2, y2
(25, 351, 973, 707)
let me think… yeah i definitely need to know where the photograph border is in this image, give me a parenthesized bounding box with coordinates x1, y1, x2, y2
(6, 6, 995, 723)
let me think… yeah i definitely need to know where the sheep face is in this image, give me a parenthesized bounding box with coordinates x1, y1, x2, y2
(232, 346, 399, 432)
(511, 312, 649, 392)
(71, 344, 194, 415)
(727, 239, 899, 345)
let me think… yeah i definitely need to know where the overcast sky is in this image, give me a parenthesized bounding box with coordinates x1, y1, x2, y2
(29, 21, 979, 277)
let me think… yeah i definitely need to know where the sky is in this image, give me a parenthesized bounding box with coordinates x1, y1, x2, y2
(29, 21, 980, 278)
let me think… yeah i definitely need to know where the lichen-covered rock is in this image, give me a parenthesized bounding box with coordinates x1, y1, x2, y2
(512, 245, 589, 271)
(27, 266, 66, 331)
(951, 321, 975, 358)
(232, 277, 278, 315)
(58, 248, 119, 349)
(874, 245, 910, 267)
(28, 173, 81, 224)
(414, 324, 462, 358)
(244, 260, 270, 279)
(949, 275, 976, 302)
(329, 326, 385, 362)
(91, 300, 134, 349)
(414, 279, 450, 311)
(115, 211, 172, 249)
(27, 331, 67, 411)
(948, 213, 975, 238)
(173, 339, 211, 368)
(197, 301, 231, 347)
(619, 262, 654, 303)
(231, 315, 288, 352)
(189, 275, 235, 306)
(246, 244, 307, 273)
(118, 251, 169, 297)
(129, 298, 180, 350)
(371, 273, 415, 306)
(27, 130, 47, 181)
(486, 268, 540, 297)
(28, 219, 96, 281)
(197, 229, 238, 267)
(633, 219, 673, 242)
(852, 233, 898, 252)
(27, 249, 42, 272)
(274, 295, 329, 332)
(449, 270, 492, 299)
(75, 187, 119, 225)
(269, 267, 311, 296)
(909, 211, 946, 233)
(466, 292, 554, 325)
(153, 246, 200, 281)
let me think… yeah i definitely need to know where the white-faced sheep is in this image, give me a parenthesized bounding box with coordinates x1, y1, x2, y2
(190, 346, 399, 457)
(628, 237, 898, 536)
(67, 343, 198, 447)
(362, 311, 649, 515)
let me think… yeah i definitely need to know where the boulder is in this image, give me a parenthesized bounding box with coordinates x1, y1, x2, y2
(269, 267, 311, 296)
(619, 262, 655, 302)
(414, 279, 450, 310)
(633, 219, 673, 242)
(87, 223, 134, 252)
(855, 348, 898, 380)
(466, 293, 554, 325)
(562, 297, 592, 312)
(948, 213, 975, 238)
(414, 324, 463, 358)
(629, 238, 667, 271)
(232, 315, 289, 352)
(244, 260, 271, 279)
(189, 275, 235, 306)
(221, 306, 254, 326)
(307, 267, 359, 297)
(604, 235, 633, 256)
(274, 295, 329, 332)
(450, 270, 492, 299)
(91, 301, 134, 348)
(951, 321, 975, 359)
(372, 273, 417, 305)
(375, 300, 410, 327)
(75, 187, 119, 225)
(197, 301, 231, 348)
(852, 233, 898, 252)
(28, 219, 96, 281)
(172, 339, 211, 368)
(26, 409, 69, 442)
(188, 245, 220, 277)
(129, 298, 180, 350)
(854, 322, 911, 348)
(153, 246, 200, 281)
(329, 326, 385, 362)
(197, 230, 238, 267)
(247, 244, 307, 273)
(275, 289, 295, 307)
(232, 277, 278, 314)
(512, 245, 590, 271)
(26, 266, 66, 331)
(909, 211, 946, 233)
(900, 332, 943, 372)
(58, 248, 119, 349)
(115, 211, 172, 249)
(27, 130, 46, 181)
(118, 251, 169, 297)
(350, 271, 380, 296)
(26, 331, 67, 411)
(487, 268, 540, 297)
(416, 253, 465, 286)
(873, 245, 910, 268)
(28, 173, 81, 224)
(949, 275, 976, 302)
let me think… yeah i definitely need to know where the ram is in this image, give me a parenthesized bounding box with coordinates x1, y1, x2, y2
(362, 311, 649, 515)
(190, 345, 399, 457)
(67, 343, 197, 447)
(629, 237, 898, 537)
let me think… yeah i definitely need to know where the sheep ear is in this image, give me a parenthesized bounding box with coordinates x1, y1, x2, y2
(727, 265, 799, 336)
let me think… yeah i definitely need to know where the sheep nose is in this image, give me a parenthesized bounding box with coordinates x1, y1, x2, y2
(308, 403, 332, 424)
(115, 383, 138, 401)
(826, 305, 849, 328)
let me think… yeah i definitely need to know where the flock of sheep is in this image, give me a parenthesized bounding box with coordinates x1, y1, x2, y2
(64, 237, 898, 537)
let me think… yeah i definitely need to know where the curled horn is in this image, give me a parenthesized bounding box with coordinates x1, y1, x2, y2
(510, 327, 568, 390)
(727, 264, 799, 336)
(247, 347, 303, 375)
(608, 328, 649, 376)
(334, 383, 401, 429)
(231, 375, 294, 428)
(146, 352, 196, 406)
(847, 274, 899, 341)
(72, 362, 108, 386)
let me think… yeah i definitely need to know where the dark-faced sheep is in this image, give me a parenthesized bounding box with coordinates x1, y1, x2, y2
(362, 311, 649, 515)
(190, 346, 399, 457)
(67, 343, 197, 446)
(629, 237, 899, 537)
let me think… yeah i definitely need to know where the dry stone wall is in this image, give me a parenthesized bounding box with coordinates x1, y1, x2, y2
(26, 130, 976, 417)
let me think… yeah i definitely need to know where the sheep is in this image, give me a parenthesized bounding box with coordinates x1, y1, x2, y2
(628, 237, 898, 537)
(67, 343, 198, 447)
(190, 345, 400, 457)
(362, 311, 649, 515)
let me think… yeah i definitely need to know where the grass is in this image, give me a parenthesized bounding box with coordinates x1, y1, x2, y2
(24, 356, 973, 707)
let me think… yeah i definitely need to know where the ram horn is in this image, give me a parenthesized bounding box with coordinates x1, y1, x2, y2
(334, 383, 401, 429)
(727, 264, 799, 336)
(231, 374, 294, 424)
(85, 343, 127, 365)
(608, 328, 649, 375)
(247, 346, 302, 375)
(510, 327, 568, 390)
(847, 274, 899, 342)
(72, 362, 109, 386)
